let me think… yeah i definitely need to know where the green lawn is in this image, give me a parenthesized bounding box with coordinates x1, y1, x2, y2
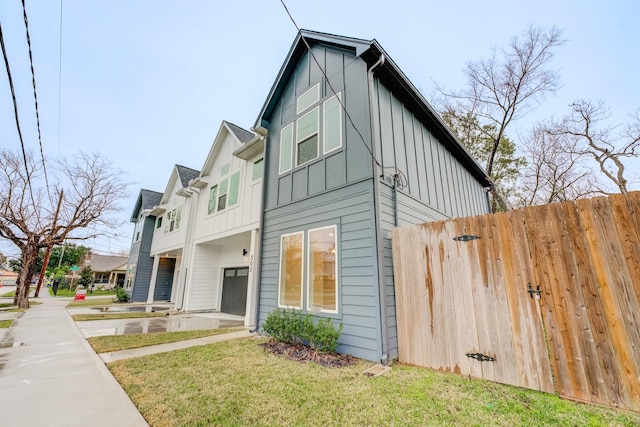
(1, 290, 15, 297)
(108, 337, 640, 427)
(71, 312, 167, 322)
(66, 298, 117, 308)
(88, 328, 244, 353)
(50, 287, 117, 297)
(0, 319, 12, 328)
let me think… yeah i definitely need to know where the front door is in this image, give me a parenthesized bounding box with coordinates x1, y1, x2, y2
(154, 257, 175, 301)
(220, 267, 248, 316)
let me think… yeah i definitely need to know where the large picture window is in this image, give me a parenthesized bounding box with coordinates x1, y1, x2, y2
(278, 232, 304, 308)
(308, 226, 337, 312)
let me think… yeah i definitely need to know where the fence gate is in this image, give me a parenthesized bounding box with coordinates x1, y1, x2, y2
(392, 192, 640, 412)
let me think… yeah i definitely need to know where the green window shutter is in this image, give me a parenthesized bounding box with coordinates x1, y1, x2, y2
(252, 158, 264, 181)
(279, 124, 293, 174)
(229, 172, 240, 206)
(208, 186, 217, 214)
(323, 94, 342, 153)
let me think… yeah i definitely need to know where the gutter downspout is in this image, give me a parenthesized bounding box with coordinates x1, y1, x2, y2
(250, 135, 267, 333)
(177, 186, 200, 310)
(367, 53, 390, 365)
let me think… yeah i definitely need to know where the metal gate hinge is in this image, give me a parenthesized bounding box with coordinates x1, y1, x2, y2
(466, 352, 496, 362)
(453, 234, 480, 242)
(528, 283, 541, 300)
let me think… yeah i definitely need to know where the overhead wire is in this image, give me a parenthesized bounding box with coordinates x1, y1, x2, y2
(21, 0, 50, 202)
(0, 18, 36, 206)
(277, 0, 408, 190)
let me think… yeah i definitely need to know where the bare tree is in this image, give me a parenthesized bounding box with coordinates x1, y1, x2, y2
(515, 125, 602, 207)
(438, 26, 564, 205)
(0, 149, 128, 308)
(551, 100, 640, 194)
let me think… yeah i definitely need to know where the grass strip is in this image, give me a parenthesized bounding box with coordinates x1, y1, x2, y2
(0, 319, 12, 328)
(50, 288, 117, 297)
(1, 291, 15, 297)
(109, 337, 640, 427)
(71, 312, 167, 321)
(88, 328, 244, 353)
(66, 298, 117, 308)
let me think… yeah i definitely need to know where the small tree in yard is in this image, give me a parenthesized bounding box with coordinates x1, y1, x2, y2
(78, 266, 93, 290)
(0, 150, 128, 308)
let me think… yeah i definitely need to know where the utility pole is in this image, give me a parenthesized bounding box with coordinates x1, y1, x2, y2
(34, 190, 64, 297)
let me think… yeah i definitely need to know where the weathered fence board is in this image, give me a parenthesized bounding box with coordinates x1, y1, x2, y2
(392, 192, 640, 411)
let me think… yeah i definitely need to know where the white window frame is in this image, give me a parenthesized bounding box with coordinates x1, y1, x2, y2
(306, 225, 339, 314)
(277, 231, 304, 309)
(323, 93, 343, 155)
(296, 83, 320, 114)
(295, 107, 320, 167)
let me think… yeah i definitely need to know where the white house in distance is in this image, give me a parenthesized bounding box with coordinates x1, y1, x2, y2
(178, 121, 264, 327)
(146, 164, 200, 303)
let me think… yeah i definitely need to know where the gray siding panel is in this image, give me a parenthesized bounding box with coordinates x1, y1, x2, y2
(259, 180, 380, 361)
(130, 216, 156, 302)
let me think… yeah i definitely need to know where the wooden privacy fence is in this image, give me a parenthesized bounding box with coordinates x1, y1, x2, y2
(392, 192, 640, 412)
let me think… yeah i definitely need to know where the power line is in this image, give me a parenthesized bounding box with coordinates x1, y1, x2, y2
(57, 0, 64, 159)
(21, 0, 50, 199)
(0, 18, 36, 204)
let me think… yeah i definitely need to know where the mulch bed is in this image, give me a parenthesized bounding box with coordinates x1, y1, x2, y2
(260, 340, 358, 368)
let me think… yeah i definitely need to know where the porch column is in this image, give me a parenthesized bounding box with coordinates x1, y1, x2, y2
(147, 255, 160, 303)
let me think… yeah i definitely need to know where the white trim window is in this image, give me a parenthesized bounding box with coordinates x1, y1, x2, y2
(252, 158, 264, 181)
(278, 85, 343, 175)
(164, 206, 182, 234)
(307, 225, 338, 313)
(278, 231, 304, 309)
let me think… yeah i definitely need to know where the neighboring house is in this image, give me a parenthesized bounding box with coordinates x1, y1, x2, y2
(254, 30, 491, 362)
(177, 121, 264, 326)
(125, 189, 163, 301)
(0, 270, 18, 286)
(83, 252, 128, 289)
(146, 165, 201, 303)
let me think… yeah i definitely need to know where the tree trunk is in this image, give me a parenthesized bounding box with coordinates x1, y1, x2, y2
(15, 247, 38, 309)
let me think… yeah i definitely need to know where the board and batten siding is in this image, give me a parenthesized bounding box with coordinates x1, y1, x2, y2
(259, 180, 381, 361)
(184, 244, 220, 311)
(373, 79, 489, 217)
(130, 216, 157, 302)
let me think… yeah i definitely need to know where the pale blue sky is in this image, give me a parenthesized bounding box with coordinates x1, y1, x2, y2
(1, 0, 638, 257)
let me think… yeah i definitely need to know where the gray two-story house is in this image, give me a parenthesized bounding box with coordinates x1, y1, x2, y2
(125, 189, 163, 301)
(254, 30, 491, 363)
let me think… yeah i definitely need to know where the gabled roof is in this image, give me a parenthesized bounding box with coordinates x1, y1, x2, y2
(196, 121, 257, 180)
(130, 189, 163, 221)
(176, 165, 201, 188)
(85, 254, 128, 273)
(225, 121, 255, 143)
(254, 29, 490, 185)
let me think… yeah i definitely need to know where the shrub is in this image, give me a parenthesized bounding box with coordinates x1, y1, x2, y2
(262, 309, 343, 353)
(116, 287, 130, 303)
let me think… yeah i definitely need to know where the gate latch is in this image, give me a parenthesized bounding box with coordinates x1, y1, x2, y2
(528, 283, 541, 300)
(466, 352, 496, 362)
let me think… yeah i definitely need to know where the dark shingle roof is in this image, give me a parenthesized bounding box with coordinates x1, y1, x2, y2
(225, 121, 255, 143)
(140, 189, 163, 210)
(175, 165, 200, 188)
(85, 254, 128, 273)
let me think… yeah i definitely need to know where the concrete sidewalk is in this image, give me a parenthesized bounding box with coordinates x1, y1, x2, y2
(0, 292, 147, 427)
